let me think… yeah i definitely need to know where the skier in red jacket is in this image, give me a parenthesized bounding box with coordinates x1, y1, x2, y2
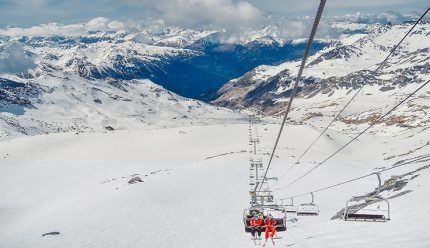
(250, 213, 263, 244)
(263, 214, 277, 247)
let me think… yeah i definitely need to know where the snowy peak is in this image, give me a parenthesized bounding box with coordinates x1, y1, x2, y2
(212, 22, 430, 127)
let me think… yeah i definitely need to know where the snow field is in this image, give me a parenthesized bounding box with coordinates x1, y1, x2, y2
(1, 122, 429, 247)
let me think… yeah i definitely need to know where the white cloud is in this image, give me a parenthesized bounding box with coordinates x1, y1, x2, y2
(128, 0, 266, 29)
(84, 17, 127, 31)
(0, 14, 339, 43)
(333, 11, 422, 24)
(0, 43, 36, 74)
(1, 9, 418, 44)
(0, 17, 127, 37)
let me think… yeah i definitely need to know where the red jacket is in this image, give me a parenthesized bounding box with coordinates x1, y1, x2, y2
(250, 218, 263, 226)
(264, 218, 277, 227)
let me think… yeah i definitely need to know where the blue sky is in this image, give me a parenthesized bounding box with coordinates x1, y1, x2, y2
(0, 0, 428, 28)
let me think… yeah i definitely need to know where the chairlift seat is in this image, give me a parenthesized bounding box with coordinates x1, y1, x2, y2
(343, 173, 391, 222)
(297, 211, 319, 216)
(243, 207, 287, 233)
(244, 217, 287, 232)
(345, 213, 387, 221)
(296, 204, 319, 216)
(280, 198, 297, 213)
(284, 206, 296, 213)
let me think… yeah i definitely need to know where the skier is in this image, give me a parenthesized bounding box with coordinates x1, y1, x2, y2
(258, 212, 264, 220)
(250, 213, 263, 245)
(263, 214, 277, 247)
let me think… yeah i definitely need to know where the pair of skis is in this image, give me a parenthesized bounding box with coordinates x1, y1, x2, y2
(262, 237, 276, 247)
(252, 236, 277, 247)
(252, 236, 262, 246)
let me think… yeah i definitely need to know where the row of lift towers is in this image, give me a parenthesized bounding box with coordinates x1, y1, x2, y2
(243, 116, 288, 234)
(243, 117, 320, 235)
(243, 116, 391, 235)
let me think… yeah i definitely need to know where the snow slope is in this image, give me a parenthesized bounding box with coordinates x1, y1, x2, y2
(0, 73, 241, 139)
(0, 121, 429, 248)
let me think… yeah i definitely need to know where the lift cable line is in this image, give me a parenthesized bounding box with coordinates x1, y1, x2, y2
(284, 79, 430, 189)
(257, 0, 327, 192)
(278, 6, 430, 180)
(279, 153, 430, 201)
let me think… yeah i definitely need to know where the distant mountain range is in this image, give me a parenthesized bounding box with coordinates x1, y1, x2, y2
(0, 20, 328, 100)
(1, 19, 428, 139)
(212, 22, 430, 115)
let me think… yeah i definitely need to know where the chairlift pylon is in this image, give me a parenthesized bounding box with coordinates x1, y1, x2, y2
(244, 115, 287, 234)
(343, 172, 390, 222)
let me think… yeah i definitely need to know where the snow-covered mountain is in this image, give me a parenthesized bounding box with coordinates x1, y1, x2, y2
(1, 17, 430, 248)
(0, 72, 242, 139)
(213, 22, 430, 128)
(0, 18, 330, 99)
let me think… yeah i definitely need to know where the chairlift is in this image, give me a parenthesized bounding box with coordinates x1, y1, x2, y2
(296, 192, 319, 216)
(243, 205, 287, 233)
(343, 173, 390, 222)
(283, 197, 296, 213)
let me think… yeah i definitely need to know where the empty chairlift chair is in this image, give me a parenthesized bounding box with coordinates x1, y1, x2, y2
(282, 197, 296, 214)
(296, 193, 319, 216)
(343, 173, 390, 222)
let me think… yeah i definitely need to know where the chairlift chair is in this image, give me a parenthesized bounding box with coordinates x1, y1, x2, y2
(296, 192, 319, 216)
(283, 198, 297, 213)
(243, 205, 288, 233)
(343, 173, 390, 222)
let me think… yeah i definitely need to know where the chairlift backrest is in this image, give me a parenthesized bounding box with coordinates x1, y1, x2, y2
(343, 173, 391, 222)
(283, 197, 297, 213)
(296, 193, 319, 216)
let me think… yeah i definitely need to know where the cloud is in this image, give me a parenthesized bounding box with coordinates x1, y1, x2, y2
(0, 43, 36, 74)
(0, 14, 339, 43)
(0, 9, 422, 44)
(122, 0, 342, 42)
(0, 17, 127, 37)
(84, 17, 126, 31)
(332, 11, 424, 24)
(274, 16, 339, 40)
(246, 0, 429, 16)
(127, 0, 266, 29)
(0, 0, 427, 29)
